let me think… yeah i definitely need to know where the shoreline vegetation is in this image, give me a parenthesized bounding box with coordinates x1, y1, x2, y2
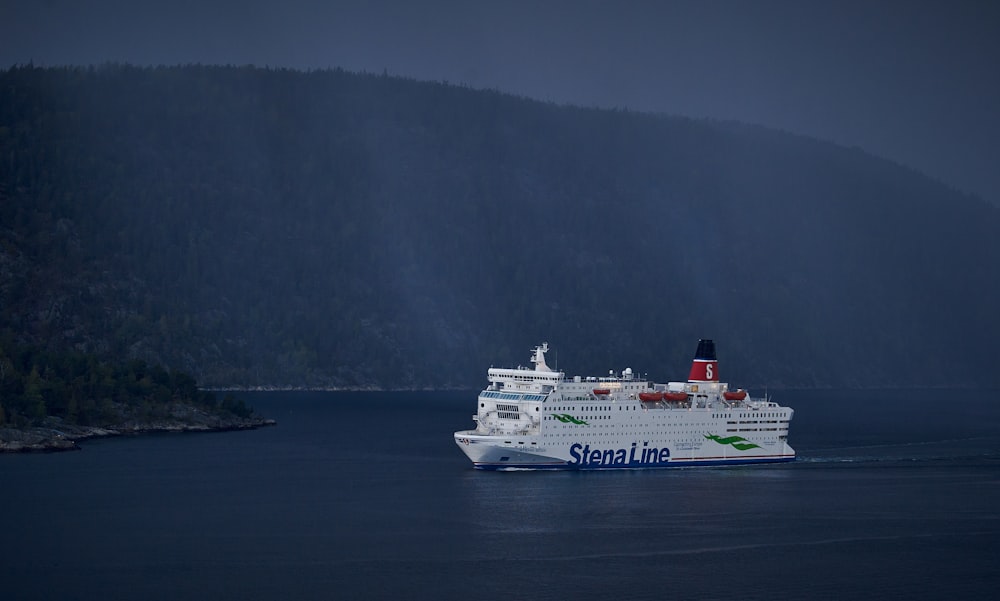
(0, 410, 276, 452)
(0, 340, 274, 453)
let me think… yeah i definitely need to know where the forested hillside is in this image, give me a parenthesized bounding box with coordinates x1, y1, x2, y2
(1, 65, 997, 389)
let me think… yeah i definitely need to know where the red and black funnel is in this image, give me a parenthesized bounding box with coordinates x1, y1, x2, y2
(688, 339, 719, 382)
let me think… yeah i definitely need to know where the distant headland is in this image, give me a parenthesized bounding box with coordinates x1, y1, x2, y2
(0, 341, 274, 453)
(0, 409, 275, 452)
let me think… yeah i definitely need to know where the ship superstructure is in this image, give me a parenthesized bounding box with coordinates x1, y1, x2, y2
(454, 340, 795, 470)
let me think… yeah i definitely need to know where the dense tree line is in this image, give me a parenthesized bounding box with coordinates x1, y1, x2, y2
(0, 64, 997, 389)
(0, 334, 252, 428)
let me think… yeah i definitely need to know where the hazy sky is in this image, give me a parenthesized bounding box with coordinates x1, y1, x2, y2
(3, 0, 998, 203)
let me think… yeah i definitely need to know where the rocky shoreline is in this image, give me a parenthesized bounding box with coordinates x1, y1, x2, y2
(0, 408, 276, 453)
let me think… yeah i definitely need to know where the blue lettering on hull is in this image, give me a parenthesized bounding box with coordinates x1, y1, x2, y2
(569, 442, 671, 467)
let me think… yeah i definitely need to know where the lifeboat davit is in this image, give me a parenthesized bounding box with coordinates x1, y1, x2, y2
(639, 392, 663, 402)
(663, 392, 688, 402)
(593, 388, 611, 396)
(723, 389, 747, 401)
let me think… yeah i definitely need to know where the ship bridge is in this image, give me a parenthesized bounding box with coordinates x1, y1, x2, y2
(486, 343, 564, 394)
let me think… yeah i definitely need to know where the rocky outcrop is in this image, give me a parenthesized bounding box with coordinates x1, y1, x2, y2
(0, 410, 276, 453)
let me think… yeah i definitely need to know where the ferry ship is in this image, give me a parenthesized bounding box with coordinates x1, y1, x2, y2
(454, 340, 795, 470)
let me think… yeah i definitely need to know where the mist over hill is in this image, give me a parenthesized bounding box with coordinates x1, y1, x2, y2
(1, 65, 997, 389)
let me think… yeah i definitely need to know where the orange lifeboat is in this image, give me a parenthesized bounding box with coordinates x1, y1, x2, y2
(723, 389, 747, 401)
(639, 392, 663, 402)
(592, 388, 611, 396)
(663, 392, 688, 402)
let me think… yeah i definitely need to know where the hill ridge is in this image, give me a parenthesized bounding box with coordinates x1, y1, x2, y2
(1, 64, 997, 388)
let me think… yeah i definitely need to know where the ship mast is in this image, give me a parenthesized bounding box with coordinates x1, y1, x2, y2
(531, 343, 552, 372)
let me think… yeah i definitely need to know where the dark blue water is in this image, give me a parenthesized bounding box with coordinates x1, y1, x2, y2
(3, 389, 999, 600)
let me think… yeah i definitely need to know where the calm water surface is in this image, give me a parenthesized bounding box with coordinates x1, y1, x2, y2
(3, 389, 999, 600)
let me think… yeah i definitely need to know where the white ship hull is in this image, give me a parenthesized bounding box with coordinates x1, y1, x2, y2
(454, 341, 795, 470)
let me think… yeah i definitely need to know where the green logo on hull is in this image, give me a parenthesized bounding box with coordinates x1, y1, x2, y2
(704, 434, 761, 451)
(552, 414, 589, 425)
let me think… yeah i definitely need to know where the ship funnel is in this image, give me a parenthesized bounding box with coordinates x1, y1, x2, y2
(687, 339, 719, 382)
